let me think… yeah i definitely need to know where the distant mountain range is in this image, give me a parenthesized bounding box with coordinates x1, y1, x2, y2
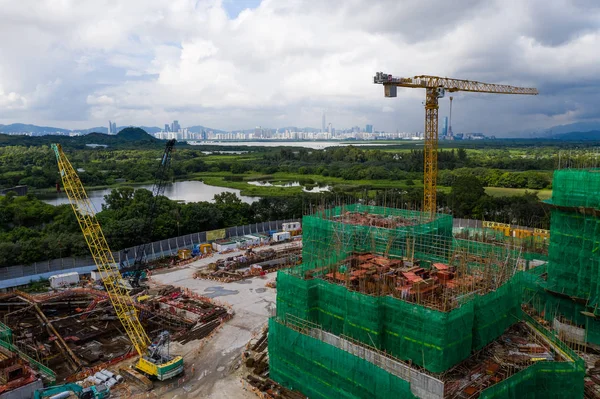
(550, 130, 600, 140)
(0, 123, 71, 134)
(508, 122, 600, 138)
(0, 127, 166, 148)
(0, 123, 320, 135)
(0, 123, 214, 135)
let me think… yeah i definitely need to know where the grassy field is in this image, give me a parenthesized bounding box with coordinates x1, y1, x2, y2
(195, 171, 552, 199)
(485, 187, 552, 200)
(192, 171, 423, 197)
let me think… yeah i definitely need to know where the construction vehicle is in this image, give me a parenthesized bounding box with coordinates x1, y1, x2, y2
(373, 73, 538, 217)
(52, 143, 184, 381)
(123, 139, 176, 287)
(34, 383, 110, 399)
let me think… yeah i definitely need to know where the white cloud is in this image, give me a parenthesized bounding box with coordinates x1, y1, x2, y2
(0, 88, 27, 110)
(86, 95, 115, 106)
(0, 0, 598, 133)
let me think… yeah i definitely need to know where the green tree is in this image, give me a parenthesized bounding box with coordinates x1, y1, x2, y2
(450, 176, 486, 218)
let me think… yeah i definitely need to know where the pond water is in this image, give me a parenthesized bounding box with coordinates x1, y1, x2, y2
(40, 180, 260, 213)
(247, 181, 301, 187)
(188, 141, 399, 149)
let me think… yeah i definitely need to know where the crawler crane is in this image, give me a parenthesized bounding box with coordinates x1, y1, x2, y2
(52, 143, 184, 380)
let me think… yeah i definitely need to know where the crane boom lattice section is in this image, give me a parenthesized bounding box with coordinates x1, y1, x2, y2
(52, 144, 150, 356)
(374, 72, 538, 217)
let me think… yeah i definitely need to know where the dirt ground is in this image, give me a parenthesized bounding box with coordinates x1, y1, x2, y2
(144, 248, 283, 399)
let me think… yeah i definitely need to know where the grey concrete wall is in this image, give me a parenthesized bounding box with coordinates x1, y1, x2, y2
(0, 378, 43, 399)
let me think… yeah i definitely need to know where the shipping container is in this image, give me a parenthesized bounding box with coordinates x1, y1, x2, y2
(272, 231, 291, 242)
(49, 272, 80, 288)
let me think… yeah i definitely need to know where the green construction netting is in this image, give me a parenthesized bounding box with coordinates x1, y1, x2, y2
(520, 168, 600, 346)
(546, 209, 600, 303)
(277, 268, 524, 373)
(269, 318, 417, 399)
(454, 227, 549, 260)
(0, 321, 11, 342)
(479, 361, 584, 399)
(522, 266, 600, 346)
(302, 204, 453, 264)
(551, 169, 600, 209)
(472, 273, 523, 350)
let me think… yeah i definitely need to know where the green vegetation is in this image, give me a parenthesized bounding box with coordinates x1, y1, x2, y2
(3, 135, 596, 267)
(485, 187, 552, 200)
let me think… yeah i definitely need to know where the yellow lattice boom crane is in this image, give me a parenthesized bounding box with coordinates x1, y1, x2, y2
(373, 73, 538, 217)
(52, 143, 184, 381)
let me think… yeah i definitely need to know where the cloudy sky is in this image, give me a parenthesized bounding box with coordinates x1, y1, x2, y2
(0, 0, 599, 134)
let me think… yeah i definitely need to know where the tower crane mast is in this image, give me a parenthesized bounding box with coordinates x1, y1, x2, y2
(52, 143, 184, 381)
(373, 73, 538, 217)
(125, 139, 176, 287)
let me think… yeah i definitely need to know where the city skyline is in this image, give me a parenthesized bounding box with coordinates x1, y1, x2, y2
(0, 1, 598, 134)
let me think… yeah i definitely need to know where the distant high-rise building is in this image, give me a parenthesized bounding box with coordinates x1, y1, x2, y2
(108, 121, 118, 134)
(365, 124, 373, 133)
(322, 111, 326, 133)
(442, 117, 448, 137)
(328, 123, 332, 136)
(171, 120, 181, 132)
(164, 124, 171, 132)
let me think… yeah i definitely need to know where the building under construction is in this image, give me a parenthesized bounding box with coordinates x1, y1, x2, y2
(0, 285, 230, 397)
(269, 201, 586, 398)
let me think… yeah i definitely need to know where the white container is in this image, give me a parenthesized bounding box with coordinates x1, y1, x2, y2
(272, 231, 291, 242)
(115, 375, 124, 383)
(49, 272, 79, 289)
(94, 372, 109, 382)
(282, 222, 301, 232)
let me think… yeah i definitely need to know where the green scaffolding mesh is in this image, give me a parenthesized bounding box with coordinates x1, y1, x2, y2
(479, 362, 583, 399)
(523, 265, 600, 346)
(551, 169, 600, 209)
(276, 268, 524, 373)
(546, 209, 600, 303)
(302, 204, 453, 264)
(269, 318, 417, 399)
(0, 321, 11, 342)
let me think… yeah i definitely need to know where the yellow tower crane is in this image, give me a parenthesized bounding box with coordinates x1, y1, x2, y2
(373, 73, 538, 217)
(52, 143, 184, 381)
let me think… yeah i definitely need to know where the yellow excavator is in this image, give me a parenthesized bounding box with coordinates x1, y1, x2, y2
(52, 143, 184, 380)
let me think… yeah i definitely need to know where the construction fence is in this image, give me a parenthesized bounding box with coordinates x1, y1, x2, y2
(0, 219, 300, 285)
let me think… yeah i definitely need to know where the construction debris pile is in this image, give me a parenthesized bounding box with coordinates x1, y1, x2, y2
(194, 247, 302, 283)
(243, 326, 305, 399)
(332, 211, 419, 228)
(0, 344, 39, 397)
(0, 286, 230, 381)
(443, 322, 561, 398)
(319, 249, 518, 312)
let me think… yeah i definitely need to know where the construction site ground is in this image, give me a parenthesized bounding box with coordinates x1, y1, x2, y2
(145, 244, 295, 398)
